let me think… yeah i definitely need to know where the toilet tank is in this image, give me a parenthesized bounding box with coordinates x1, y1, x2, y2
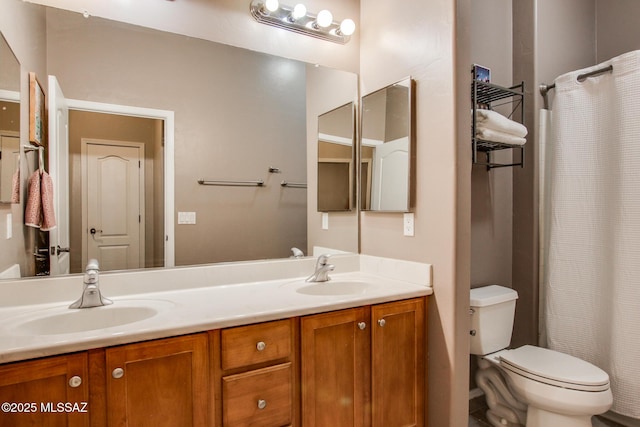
(470, 285, 518, 355)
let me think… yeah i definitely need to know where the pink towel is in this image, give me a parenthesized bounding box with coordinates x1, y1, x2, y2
(24, 170, 57, 230)
(24, 170, 41, 228)
(11, 168, 19, 204)
(40, 171, 56, 231)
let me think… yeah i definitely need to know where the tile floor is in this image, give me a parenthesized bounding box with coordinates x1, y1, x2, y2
(468, 396, 625, 427)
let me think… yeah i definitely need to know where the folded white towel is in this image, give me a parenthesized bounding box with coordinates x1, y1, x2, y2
(475, 109, 528, 137)
(476, 127, 527, 146)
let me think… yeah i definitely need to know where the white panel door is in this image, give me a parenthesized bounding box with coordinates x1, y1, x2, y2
(48, 75, 70, 276)
(371, 137, 409, 211)
(84, 140, 144, 271)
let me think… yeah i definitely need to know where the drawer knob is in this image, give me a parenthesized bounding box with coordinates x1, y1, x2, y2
(378, 319, 386, 327)
(112, 367, 125, 379)
(68, 376, 82, 388)
(358, 322, 366, 330)
(257, 399, 267, 410)
(256, 341, 266, 351)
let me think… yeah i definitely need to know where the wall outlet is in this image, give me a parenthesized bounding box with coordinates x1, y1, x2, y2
(178, 211, 196, 225)
(403, 213, 414, 237)
(322, 213, 329, 230)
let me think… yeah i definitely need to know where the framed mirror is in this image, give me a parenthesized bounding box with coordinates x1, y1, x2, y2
(360, 77, 415, 212)
(317, 102, 355, 212)
(0, 32, 21, 204)
(0, 5, 359, 281)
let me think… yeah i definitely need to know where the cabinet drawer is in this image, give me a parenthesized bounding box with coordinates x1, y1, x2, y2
(222, 362, 292, 427)
(221, 319, 292, 370)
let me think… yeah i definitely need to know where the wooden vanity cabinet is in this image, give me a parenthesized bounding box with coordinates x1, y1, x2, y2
(90, 333, 210, 427)
(0, 296, 426, 427)
(301, 297, 426, 427)
(211, 318, 298, 427)
(0, 352, 90, 427)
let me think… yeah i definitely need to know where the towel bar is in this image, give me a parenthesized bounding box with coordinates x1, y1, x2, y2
(198, 179, 264, 187)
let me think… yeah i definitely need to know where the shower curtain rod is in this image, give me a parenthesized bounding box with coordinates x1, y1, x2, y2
(540, 64, 614, 109)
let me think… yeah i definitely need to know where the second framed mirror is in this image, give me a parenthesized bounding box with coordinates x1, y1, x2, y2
(360, 77, 415, 212)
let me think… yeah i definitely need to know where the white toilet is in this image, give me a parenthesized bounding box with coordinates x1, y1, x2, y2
(470, 285, 613, 427)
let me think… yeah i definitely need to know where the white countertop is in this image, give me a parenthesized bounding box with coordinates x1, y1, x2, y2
(0, 255, 432, 364)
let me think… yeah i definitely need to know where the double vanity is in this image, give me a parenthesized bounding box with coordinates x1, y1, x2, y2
(0, 254, 432, 426)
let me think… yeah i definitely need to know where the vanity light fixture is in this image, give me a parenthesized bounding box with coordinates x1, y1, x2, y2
(250, 0, 355, 44)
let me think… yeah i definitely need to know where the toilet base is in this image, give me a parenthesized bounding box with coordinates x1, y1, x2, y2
(526, 406, 593, 427)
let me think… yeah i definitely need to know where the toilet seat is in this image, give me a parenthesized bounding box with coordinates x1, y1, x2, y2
(499, 345, 610, 392)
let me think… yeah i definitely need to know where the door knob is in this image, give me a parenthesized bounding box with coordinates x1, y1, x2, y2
(90, 228, 103, 235)
(57, 245, 70, 255)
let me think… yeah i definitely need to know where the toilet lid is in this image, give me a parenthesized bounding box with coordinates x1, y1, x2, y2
(499, 345, 610, 392)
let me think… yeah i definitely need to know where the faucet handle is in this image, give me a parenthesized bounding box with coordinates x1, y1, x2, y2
(317, 254, 331, 265)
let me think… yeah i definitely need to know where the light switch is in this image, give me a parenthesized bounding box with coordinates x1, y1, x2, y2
(403, 213, 414, 237)
(178, 211, 196, 225)
(322, 213, 329, 230)
(6, 213, 11, 239)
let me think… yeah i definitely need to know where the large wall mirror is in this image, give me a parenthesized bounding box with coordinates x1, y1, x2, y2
(317, 102, 355, 212)
(0, 5, 358, 280)
(360, 77, 415, 212)
(0, 32, 20, 204)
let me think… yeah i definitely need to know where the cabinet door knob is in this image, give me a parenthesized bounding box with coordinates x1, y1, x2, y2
(378, 319, 386, 327)
(257, 399, 267, 410)
(256, 341, 266, 351)
(358, 322, 366, 330)
(112, 367, 124, 379)
(68, 376, 82, 388)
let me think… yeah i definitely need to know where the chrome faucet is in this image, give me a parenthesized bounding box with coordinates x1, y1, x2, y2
(69, 259, 113, 309)
(306, 254, 335, 282)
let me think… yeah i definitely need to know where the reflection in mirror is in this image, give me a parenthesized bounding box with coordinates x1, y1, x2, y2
(317, 102, 354, 212)
(0, 6, 358, 280)
(0, 32, 21, 204)
(361, 77, 415, 212)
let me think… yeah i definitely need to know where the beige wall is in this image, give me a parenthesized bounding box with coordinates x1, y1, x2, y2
(596, 0, 640, 62)
(44, 9, 311, 265)
(470, 0, 513, 291)
(27, 0, 360, 73)
(360, 0, 467, 425)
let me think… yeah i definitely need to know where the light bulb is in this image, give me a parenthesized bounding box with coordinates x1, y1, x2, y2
(264, 0, 279, 12)
(339, 18, 355, 36)
(291, 3, 307, 20)
(315, 9, 333, 28)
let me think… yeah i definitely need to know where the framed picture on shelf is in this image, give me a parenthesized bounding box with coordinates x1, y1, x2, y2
(29, 72, 45, 146)
(473, 64, 491, 83)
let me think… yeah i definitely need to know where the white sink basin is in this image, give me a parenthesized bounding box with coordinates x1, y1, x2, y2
(296, 281, 375, 296)
(9, 299, 174, 335)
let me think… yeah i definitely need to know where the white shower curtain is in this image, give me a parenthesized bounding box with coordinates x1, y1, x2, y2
(541, 50, 640, 420)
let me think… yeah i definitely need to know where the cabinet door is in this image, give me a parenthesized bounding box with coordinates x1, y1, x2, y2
(371, 298, 425, 427)
(0, 352, 89, 427)
(301, 307, 370, 427)
(105, 333, 210, 427)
